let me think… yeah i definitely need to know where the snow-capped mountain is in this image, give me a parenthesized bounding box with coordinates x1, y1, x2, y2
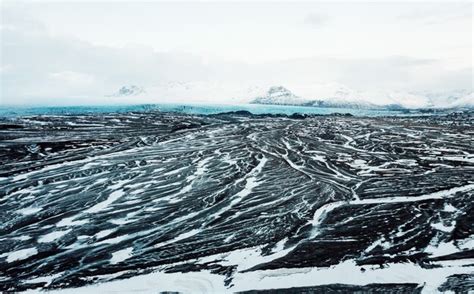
(110, 85, 145, 97)
(104, 82, 472, 110)
(251, 85, 473, 110)
(423, 89, 474, 109)
(251, 86, 309, 105)
(251, 85, 381, 109)
(448, 92, 474, 108)
(305, 85, 380, 109)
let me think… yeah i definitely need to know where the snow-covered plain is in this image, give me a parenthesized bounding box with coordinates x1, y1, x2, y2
(0, 110, 473, 293)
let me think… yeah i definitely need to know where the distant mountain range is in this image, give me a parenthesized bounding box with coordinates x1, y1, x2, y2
(424, 90, 474, 109)
(251, 86, 473, 110)
(105, 83, 472, 110)
(109, 85, 146, 97)
(251, 86, 307, 106)
(251, 86, 391, 110)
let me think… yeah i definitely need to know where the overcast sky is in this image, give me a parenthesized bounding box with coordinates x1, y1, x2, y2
(1, 1, 472, 106)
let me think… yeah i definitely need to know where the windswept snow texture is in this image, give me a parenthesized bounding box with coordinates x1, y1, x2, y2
(0, 111, 473, 293)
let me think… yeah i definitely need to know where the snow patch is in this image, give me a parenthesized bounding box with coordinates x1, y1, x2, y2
(110, 247, 133, 264)
(38, 230, 71, 243)
(1, 247, 38, 263)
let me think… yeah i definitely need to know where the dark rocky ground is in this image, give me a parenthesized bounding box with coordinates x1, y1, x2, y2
(0, 110, 473, 293)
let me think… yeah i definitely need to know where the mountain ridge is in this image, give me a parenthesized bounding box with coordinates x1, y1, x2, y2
(251, 86, 473, 110)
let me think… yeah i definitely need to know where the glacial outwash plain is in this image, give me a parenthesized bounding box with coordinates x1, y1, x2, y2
(0, 110, 473, 293)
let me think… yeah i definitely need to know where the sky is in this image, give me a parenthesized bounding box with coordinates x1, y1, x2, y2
(0, 0, 472, 107)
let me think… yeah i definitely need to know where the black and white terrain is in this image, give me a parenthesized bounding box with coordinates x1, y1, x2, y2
(0, 111, 473, 293)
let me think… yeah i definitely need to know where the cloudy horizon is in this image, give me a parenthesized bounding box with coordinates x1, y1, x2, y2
(1, 1, 472, 108)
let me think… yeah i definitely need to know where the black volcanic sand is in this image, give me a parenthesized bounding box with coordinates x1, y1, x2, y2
(0, 111, 473, 292)
(237, 283, 424, 294)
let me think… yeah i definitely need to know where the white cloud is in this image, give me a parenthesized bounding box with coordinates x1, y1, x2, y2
(304, 13, 329, 26)
(49, 71, 95, 85)
(0, 1, 472, 107)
